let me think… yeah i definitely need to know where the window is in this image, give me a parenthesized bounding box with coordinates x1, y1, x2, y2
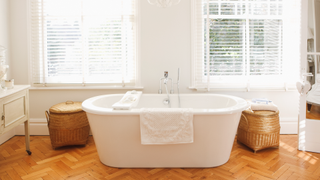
(191, 0, 301, 91)
(29, 0, 138, 87)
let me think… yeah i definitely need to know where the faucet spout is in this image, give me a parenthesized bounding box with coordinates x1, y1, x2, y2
(158, 77, 165, 94)
(169, 78, 174, 94)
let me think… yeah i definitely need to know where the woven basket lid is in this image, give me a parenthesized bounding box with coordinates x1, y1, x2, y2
(243, 109, 279, 117)
(49, 101, 83, 114)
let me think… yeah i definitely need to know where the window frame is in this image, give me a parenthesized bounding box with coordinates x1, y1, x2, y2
(27, 0, 142, 89)
(190, 0, 301, 91)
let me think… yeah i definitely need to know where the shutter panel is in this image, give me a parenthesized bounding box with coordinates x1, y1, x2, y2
(249, 19, 282, 76)
(208, 19, 246, 76)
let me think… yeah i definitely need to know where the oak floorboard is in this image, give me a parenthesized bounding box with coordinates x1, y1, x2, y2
(0, 135, 320, 180)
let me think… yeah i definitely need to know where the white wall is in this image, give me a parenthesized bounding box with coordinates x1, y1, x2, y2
(0, 0, 10, 78)
(8, 0, 299, 135)
(0, 0, 14, 144)
(9, 0, 28, 84)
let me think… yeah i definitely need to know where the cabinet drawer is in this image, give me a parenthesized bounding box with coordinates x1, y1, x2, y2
(3, 90, 27, 127)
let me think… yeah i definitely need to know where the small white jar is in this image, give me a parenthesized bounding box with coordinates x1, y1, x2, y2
(5, 79, 14, 89)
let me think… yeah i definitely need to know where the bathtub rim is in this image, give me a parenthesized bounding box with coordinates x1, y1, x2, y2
(82, 93, 249, 115)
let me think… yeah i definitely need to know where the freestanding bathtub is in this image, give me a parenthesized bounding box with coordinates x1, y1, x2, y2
(82, 93, 248, 168)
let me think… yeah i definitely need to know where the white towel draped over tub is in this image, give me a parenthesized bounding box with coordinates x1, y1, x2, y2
(140, 108, 194, 145)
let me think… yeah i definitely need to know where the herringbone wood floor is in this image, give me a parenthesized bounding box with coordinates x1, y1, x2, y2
(0, 135, 320, 180)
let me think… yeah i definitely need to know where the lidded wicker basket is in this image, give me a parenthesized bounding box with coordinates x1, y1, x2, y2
(45, 101, 90, 149)
(237, 109, 280, 153)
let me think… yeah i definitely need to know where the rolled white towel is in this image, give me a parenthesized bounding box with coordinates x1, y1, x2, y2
(249, 100, 278, 112)
(112, 91, 142, 110)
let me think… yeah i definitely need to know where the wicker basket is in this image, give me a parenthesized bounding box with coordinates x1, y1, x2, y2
(237, 109, 280, 153)
(45, 101, 90, 149)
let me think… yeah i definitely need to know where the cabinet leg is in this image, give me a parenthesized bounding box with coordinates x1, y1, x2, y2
(24, 120, 31, 155)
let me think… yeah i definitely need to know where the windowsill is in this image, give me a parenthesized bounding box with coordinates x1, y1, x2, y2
(188, 87, 298, 92)
(29, 86, 144, 90)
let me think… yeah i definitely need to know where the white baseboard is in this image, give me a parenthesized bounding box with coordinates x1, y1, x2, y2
(15, 118, 49, 135)
(279, 117, 298, 134)
(12, 117, 299, 136)
(15, 122, 49, 135)
(15, 118, 92, 135)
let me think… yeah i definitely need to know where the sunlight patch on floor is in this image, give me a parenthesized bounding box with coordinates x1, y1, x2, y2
(279, 141, 295, 152)
(280, 139, 319, 165)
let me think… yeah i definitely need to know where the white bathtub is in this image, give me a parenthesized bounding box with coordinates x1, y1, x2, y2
(82, 94, 248, 168)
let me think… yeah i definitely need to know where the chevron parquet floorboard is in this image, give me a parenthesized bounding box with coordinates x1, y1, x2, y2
(0, 135, 320, 180)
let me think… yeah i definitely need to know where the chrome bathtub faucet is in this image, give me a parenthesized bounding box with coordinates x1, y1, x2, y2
(159, 71, 172, 107)
(158, 69, 181, 108)
(159, 71, 173, 94)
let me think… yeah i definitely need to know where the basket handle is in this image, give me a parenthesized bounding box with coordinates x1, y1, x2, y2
(241, 113, 249, 131)
(45, 111, 50, 125)
(66, 100, 74, 104)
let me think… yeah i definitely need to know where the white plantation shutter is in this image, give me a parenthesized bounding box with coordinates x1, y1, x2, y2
(191, 0, 300, 91)
(30, 0, 137, 86)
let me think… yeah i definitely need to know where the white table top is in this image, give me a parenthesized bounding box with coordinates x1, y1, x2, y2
(0, 85, 30, 99)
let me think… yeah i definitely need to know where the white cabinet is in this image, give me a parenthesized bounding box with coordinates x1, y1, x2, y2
(0, 85, 31, 155)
